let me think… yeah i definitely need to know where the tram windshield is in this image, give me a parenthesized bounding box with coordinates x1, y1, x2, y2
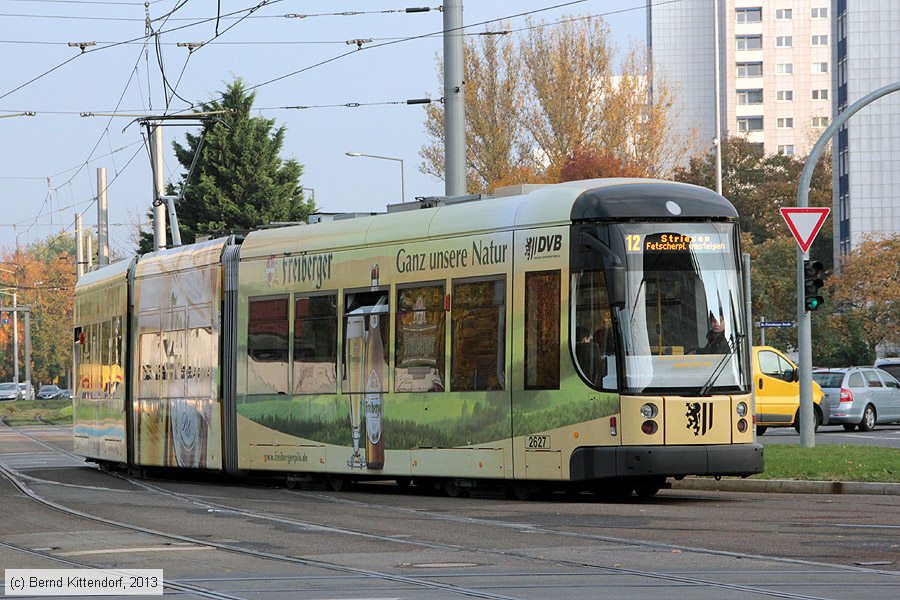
(572, 222, 748, 394)
(620, 222, 746, 393)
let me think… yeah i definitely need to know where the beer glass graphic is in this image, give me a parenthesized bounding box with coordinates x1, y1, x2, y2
(345, 315, 366, 468)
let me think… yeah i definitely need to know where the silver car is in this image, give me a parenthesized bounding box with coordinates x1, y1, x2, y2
(813, 368, 900, 431)
(0, 382, 18, 401)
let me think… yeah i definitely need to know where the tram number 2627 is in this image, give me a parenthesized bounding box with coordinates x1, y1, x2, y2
(526, 435, 550, 449)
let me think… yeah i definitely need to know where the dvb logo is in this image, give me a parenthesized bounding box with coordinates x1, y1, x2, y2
(524, 234, 563, 260)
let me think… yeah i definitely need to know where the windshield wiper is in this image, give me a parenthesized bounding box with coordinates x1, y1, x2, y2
(698, 334, 744, 396)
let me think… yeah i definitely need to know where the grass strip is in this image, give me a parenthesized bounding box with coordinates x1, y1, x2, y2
(0, 399, 72, 426)
(756, 444, 900, 483)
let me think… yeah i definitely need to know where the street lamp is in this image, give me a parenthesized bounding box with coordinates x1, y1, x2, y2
(345, 151, 406, 203)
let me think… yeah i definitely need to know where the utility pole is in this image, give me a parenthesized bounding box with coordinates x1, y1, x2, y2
(75, 213, 84, 280)
(97, 167, 110, 266)
(12, 289, 18, 390)
(150, 124, 167, 251)
(443, 0, 466, 197)
(85, 234, 94, 272)
(713, 0, 723, 195)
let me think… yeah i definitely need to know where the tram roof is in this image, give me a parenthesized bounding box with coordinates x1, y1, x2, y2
(241, 178, 731, 260)
(74, 256, 134, 294)
(135, 236, 232, 278)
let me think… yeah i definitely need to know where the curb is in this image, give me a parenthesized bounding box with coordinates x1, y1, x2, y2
(671, 477, 900, 495)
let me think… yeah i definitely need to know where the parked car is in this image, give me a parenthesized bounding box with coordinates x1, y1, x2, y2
(0, 382, 18, 401)
(812, 367, 900, 431)
(58, 388, 74, 400)
(753, 346, 828, 435)
(37, 385, 62, 400)
(0, 382, 34, 401)
(874, 358, 900, 382)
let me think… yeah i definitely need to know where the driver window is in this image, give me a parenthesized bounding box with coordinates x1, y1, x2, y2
(572, 270, 616, 389)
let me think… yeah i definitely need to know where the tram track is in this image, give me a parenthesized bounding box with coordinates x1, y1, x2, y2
(3, 422, 897, 600)
(0, 423, 520, 600)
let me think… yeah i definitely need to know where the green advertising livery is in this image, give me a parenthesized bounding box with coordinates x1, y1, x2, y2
(73, 179, 763, 498)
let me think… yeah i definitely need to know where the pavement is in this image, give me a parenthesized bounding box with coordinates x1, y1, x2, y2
(672, 477, 900, 495)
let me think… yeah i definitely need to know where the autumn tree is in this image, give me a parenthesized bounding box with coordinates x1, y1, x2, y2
(829, 234, 900, 349)
(0, 235, 76, 387)
(139, 79, 313, 252)
(421, 17, 688, 192)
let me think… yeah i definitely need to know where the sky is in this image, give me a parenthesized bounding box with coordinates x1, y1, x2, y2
(0, 0, 646, 255)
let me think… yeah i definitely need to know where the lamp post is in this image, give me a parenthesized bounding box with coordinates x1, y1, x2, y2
(0, 267, 18, 392)
(345, 151, 406, 203)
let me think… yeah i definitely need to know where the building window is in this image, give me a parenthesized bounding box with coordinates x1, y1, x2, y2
(293, 293, 338, 394)
(737, 89, 764, 105)
(811, 35, 829, 46)
(776, 63, 793, 75)
(811, 7, 828, 19)
(776, 90, 794, 101)
(524, 271, 560, 390)
(812, 116, 830, 128)
(736, 7, 762, 23)
(812, 62, 829, 73)
(737, 116, 764, 132)
(247, 296, 290, 395)
(395, 284, 445, 393)
(451, 278, 506, 391)
(776, 117, 794, 129)
(736, 35, 763, 51)
(737, 62, 763, 78)
(776, 36, 793, 48)
(777, 145, 795, 156)
(776, 8, 793, 20)
(812, 89, 829, 100)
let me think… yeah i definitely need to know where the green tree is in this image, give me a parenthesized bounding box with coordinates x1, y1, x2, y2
(139, 79, 313, 252)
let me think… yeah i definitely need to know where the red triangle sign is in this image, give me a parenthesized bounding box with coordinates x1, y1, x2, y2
(780, 207, 830, 252)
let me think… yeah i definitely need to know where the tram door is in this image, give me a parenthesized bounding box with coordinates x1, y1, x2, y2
(511, 227, 568, 481)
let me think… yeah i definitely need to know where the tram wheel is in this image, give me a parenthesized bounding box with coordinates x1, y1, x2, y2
(326, 474, 347, 492)
(443, 479, 465, 498)
(506, 484, 533, 501)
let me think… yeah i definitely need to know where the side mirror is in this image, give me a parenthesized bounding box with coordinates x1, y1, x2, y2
(606, 264, 626, 309)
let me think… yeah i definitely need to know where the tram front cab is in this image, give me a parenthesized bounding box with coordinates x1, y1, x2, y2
(568, 183, 764, 481)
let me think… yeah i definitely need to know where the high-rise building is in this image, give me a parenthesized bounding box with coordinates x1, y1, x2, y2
(648, 1, 833, 163)
(832, 0, 900, 263)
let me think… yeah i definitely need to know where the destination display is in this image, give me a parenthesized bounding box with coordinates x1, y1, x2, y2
(626, 233, 729, 254)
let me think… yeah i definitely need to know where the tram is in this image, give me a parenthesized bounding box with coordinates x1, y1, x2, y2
(73, 178, 763, 497)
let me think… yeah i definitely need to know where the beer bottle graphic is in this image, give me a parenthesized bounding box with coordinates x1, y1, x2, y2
(345, 315, 366, 468)
(364, 312, 385, 470)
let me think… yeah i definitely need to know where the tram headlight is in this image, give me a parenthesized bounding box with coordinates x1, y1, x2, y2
(736, 402, 748, 417)
(641, 420, 658, 435)
(640, 403, 658, 419)
(737, 418, 748, 433)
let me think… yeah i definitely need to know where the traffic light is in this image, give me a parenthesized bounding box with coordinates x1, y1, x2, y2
(803, 259, 824, 311)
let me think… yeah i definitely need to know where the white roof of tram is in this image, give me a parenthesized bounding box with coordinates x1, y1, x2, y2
(240, 178, 649, 260)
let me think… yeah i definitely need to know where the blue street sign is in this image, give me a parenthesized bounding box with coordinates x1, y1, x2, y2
(757, 321, 795, 328)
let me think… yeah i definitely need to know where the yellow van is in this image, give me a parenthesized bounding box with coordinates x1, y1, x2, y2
(753, 346, 828, 435)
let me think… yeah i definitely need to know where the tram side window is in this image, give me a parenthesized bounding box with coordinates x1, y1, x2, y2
(572, 270, 616, 389)
(451, 278, 506, 391)
(395, 284, 446, 393)
(293, 294, 338, 394)
(247, 296, 290, 395)
(525, 271, 560, 390)
(343, 290, 390, 394)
